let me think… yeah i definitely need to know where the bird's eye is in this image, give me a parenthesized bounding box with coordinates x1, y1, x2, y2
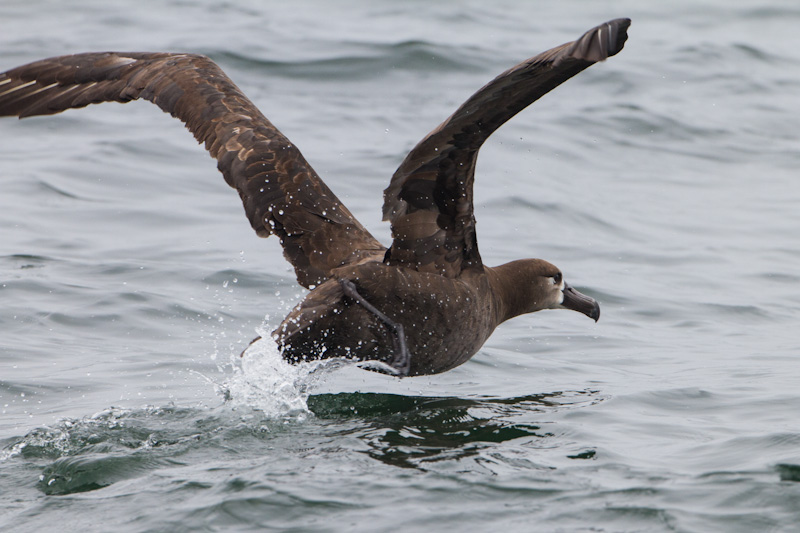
(553, 273, 562, 284)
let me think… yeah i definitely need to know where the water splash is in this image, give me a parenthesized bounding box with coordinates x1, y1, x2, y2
(217, 334, 344, 420)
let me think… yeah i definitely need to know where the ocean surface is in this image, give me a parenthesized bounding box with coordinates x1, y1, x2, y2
(2, 1, 799, 531)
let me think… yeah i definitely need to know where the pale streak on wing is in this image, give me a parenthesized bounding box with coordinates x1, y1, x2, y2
(0, 81, 58, 102)
(0, 52, 386, 288)
(0, 79, 37, 95)
(382, 19, 630, 278)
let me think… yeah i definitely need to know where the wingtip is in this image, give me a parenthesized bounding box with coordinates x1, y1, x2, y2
(562, 18, 631, 64)
(604, 18, 631, 58)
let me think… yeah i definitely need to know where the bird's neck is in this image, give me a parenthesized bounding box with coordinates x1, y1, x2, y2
(485, 261, 535, 324)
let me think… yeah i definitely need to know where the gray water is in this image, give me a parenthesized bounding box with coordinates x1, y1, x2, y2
(2, 1, 799, 531)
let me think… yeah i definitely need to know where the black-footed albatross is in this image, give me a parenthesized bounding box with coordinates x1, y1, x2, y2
(0, 19, 629, 376)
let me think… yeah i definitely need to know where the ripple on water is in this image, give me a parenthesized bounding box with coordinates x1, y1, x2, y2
(209, 39, 481, 82)
(2, 347, 606, 496)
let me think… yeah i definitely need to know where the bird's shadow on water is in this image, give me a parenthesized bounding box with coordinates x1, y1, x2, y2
(307, 390, 603, 470)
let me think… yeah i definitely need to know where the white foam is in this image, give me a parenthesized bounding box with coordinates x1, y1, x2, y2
(217, 335, 345, 420)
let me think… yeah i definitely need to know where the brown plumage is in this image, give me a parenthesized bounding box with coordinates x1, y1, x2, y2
(0, 19, 629, 376)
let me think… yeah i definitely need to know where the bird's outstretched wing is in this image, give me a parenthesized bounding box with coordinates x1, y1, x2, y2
(382, 19, 630, 277)
(0, 52, 385, 288)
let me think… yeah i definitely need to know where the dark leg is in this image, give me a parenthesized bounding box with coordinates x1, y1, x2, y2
(340, 279, 411, 376)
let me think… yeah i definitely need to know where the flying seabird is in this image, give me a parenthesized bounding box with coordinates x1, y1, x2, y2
(0, 19, 629, 376)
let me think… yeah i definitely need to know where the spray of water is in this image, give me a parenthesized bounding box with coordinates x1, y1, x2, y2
(216, 333, 347, 420)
